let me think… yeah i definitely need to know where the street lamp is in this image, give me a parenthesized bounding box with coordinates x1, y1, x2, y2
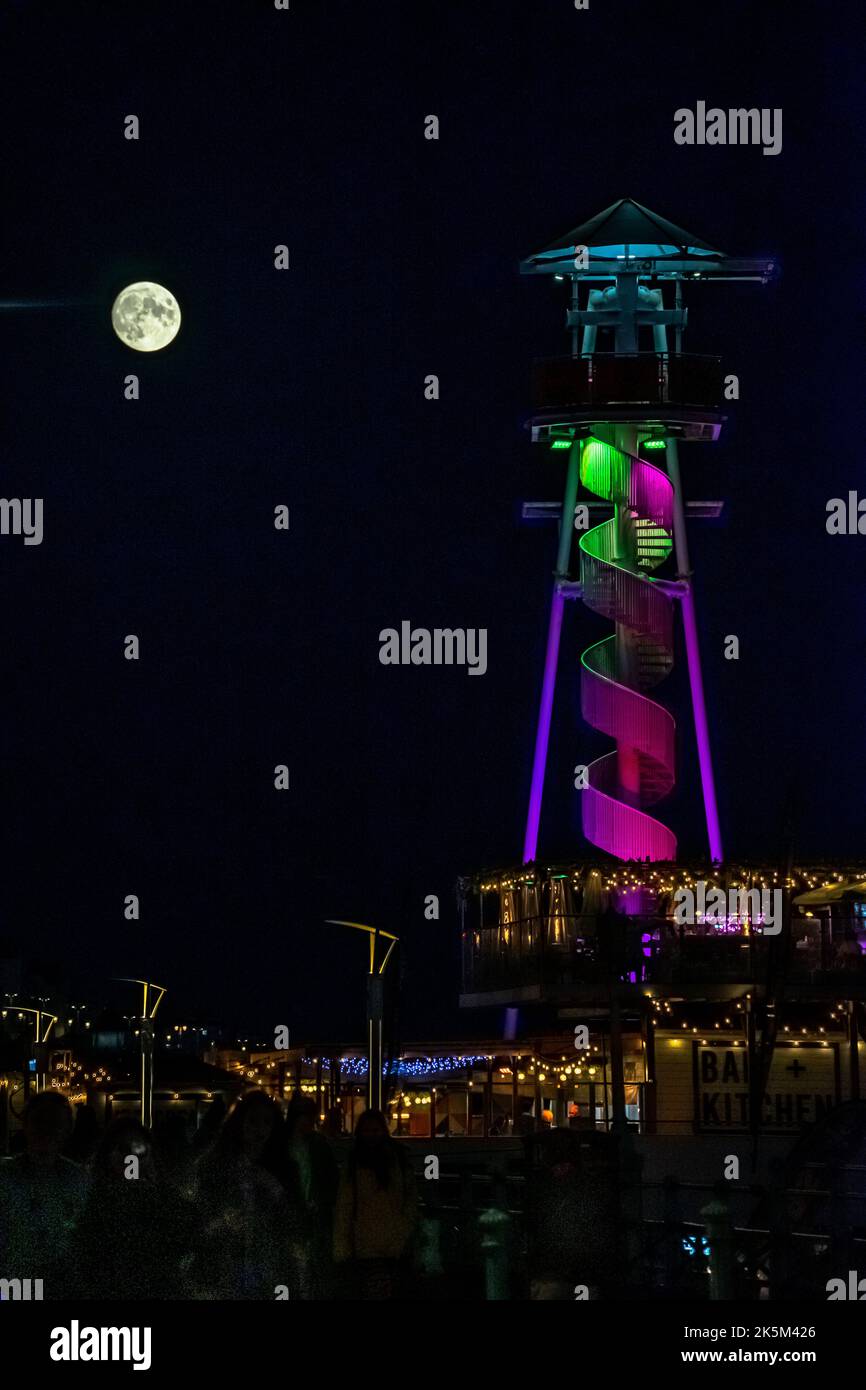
(115, 978, 166, 1128)
(324, 920, 399, 1111)
(14, 1006, 57, 1095)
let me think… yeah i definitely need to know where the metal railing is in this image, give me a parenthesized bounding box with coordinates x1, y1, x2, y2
(531, 352, 724, 412)
(462, 912, 866, 995)
(410, 1147, 866, 1300)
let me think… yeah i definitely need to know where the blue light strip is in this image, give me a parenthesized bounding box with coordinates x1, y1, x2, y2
(329, 1053, 490, 1078)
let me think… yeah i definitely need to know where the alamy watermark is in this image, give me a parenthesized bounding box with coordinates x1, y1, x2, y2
(379, 622, 487, 676)
(49, 1321, 151, 1370)
(826, 492, 866, 534)
(0, 1276, 43, 1300)
(827, 1271, 866, 1300)
(674, 103, 782, 157)
(673, 882, 783, 935)
(0, 498, 42, 545)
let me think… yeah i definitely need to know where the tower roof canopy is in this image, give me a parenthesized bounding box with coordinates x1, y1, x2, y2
(521, 198, 732, 275)
(521, 199, 775, 280)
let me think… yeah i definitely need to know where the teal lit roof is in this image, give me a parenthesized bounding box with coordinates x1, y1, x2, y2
(521, 198, 726, 272)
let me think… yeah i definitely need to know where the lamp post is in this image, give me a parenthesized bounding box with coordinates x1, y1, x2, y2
(15, 1006, 57, 1095)
(115, 978, 166, 1128)
(324, 920, 399, 1112)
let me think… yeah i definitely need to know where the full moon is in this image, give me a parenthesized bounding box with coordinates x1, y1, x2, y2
(111, 281, 181, 352)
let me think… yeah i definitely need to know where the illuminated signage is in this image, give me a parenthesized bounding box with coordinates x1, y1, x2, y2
(695, 1043, 836, 1131)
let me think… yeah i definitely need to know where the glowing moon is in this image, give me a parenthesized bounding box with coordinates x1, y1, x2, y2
(111, 281, 181, 352)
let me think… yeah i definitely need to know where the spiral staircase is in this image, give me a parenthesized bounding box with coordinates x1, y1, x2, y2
(578, 435, 677, 861)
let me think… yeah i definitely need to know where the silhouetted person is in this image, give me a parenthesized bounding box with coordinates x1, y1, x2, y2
(194, 1090, 292, 1298)
(154, 1110, 196, 1194)
(0, 1091, 88, 1294)
(322, 1103, 344, 1138)
(63, 1102, 100, 1165)
(835, 928, 861, 969)
(333, 1109, 417, 1299)
(515, 1107, 535, 1136)
(69, 1116, 199, 1299)
(192, 1094, 226, 1154)
(268, 1093, 339, 1298)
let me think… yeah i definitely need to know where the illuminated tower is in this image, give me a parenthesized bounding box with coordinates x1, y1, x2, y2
(521, 200, 775, 865)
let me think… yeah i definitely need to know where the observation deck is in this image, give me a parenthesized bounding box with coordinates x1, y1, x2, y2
(529, 352, 725, 440)
(458, 865, 866, 1009)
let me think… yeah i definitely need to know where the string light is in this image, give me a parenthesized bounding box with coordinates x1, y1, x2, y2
(337, 1053, 490, 1079)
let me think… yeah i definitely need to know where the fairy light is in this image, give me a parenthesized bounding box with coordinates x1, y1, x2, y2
(337, 1053, 490, 1079)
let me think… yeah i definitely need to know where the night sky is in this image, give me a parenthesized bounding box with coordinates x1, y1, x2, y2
(0, 0, 862, 1041)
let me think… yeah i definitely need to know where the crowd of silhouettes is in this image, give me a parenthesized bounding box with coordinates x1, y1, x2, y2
(0, 1088, 418, 1299)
